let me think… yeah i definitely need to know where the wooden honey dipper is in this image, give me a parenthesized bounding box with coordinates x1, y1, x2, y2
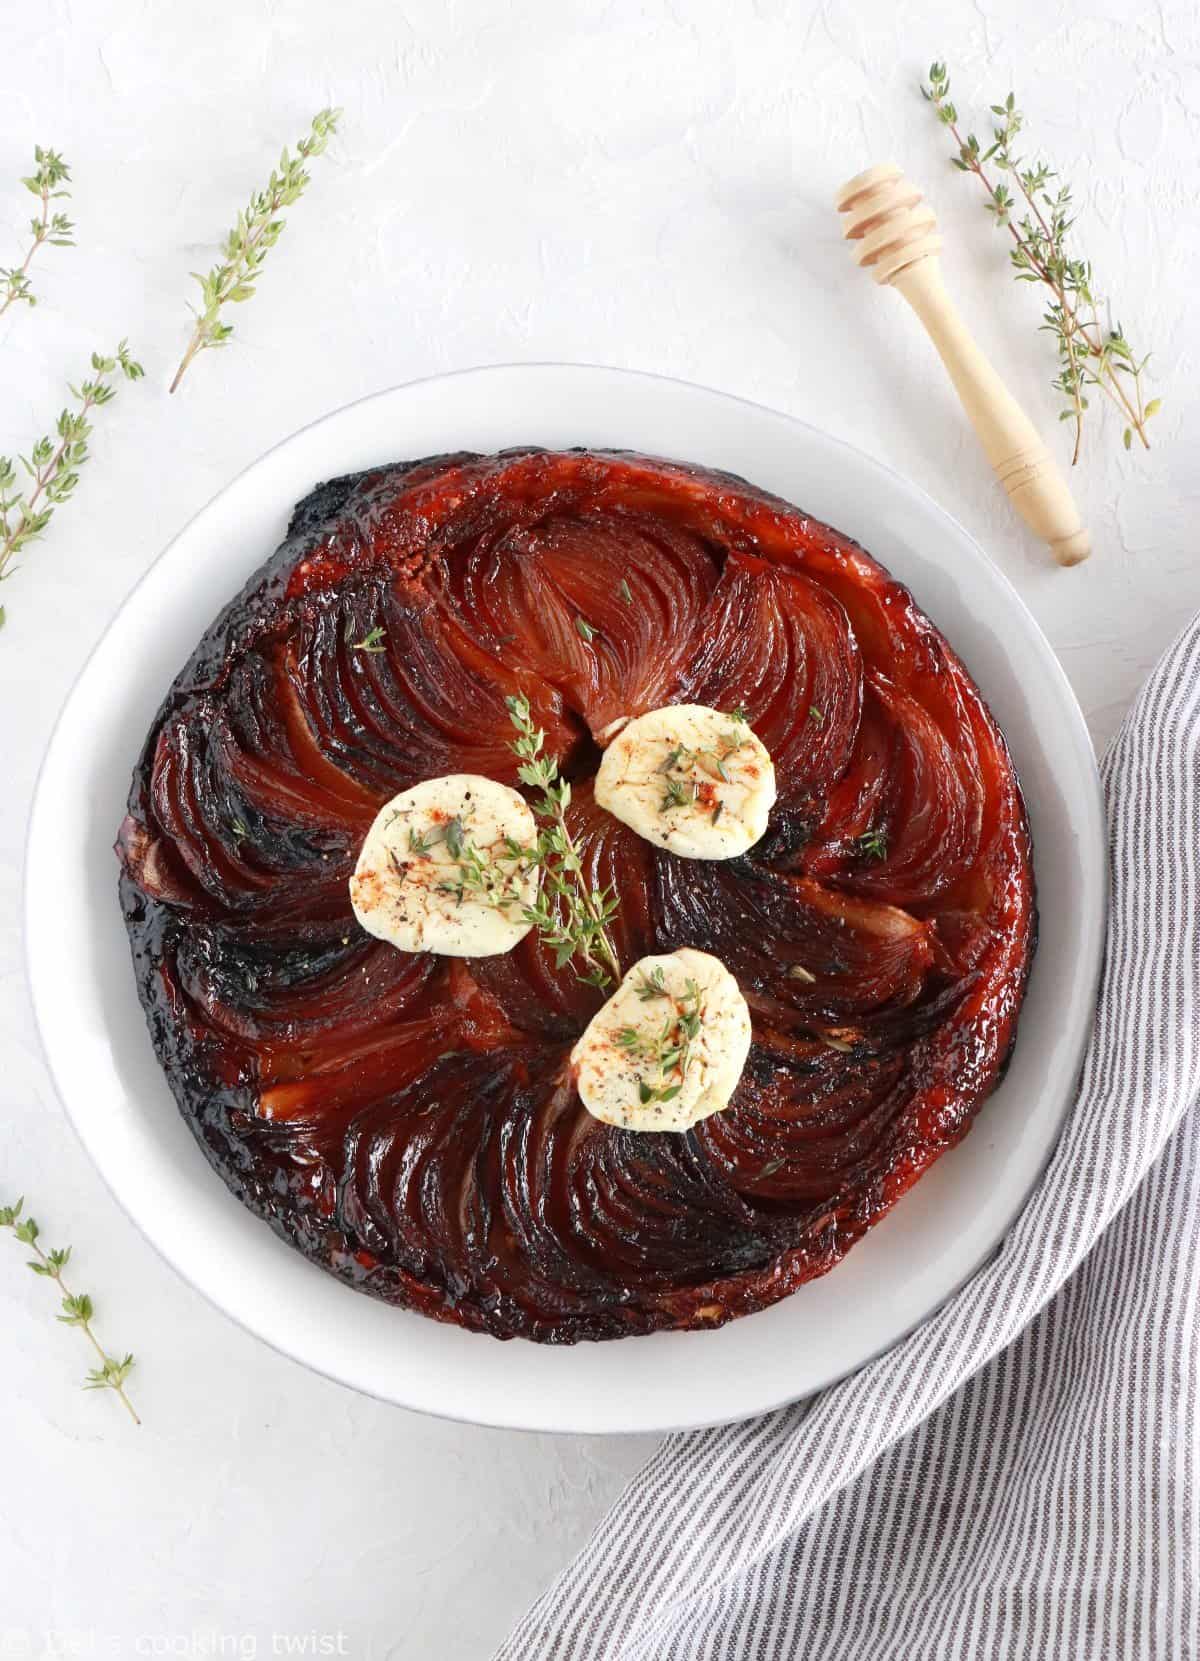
(836, 163, 1090, 566)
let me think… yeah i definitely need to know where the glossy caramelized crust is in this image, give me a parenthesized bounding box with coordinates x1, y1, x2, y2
(116, 449, 1035, 1343)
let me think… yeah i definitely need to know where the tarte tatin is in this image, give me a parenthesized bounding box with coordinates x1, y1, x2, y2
(116, 449, 1035, 1343)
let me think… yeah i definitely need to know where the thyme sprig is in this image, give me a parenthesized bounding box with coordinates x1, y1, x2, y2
(0, 343, 144, 628)
(615, 976, 704, 1105)
(170, 108, 341, 393)
(0, 147, 73, 322)
(1, 1198, 139, 1424)
(923, 64, 1158, 462)
(506, 694, 622, 987)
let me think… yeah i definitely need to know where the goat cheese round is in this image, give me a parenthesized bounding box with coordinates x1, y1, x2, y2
(350, 774, 538, 957)
(571, 947, 752, 1132)
(594, 704, 775, 859)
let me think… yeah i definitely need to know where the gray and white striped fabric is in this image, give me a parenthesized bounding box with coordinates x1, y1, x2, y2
(497, 615, 1200, 1661)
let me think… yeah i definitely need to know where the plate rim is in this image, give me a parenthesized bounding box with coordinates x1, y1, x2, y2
(24, 361, 1106, 1434)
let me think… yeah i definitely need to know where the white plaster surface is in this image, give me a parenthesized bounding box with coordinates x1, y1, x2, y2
(0, 1, 1196, 1655)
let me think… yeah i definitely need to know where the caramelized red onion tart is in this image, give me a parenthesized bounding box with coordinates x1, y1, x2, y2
(116, 449, 1035, 1343)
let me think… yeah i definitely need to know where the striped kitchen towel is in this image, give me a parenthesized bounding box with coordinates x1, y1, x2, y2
(497, 614, 1200, 1661)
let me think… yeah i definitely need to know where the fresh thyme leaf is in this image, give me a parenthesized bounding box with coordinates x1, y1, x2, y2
(58, 1291, 94, 1325)
(618, 578, 633, 603)
(170, 108, 341, 393)
(0, 146, 74, 322)
(660, 775, 696, 812)
(680, 981, 702, 1030)
(409, 826, 439, 854)
(444, 816, 466, 860)
(86, 1354, 135, 1393)
(809, 705, 825, 725)
(351, 625, 386, 653)
(574, 615, 598, 643)
(0, 342, 143, 625)
(923, 63, 1157, 462)
(855, 826, 889, 861)
(0, 1197, 139, 1425)
(636, 966, 669, 1000)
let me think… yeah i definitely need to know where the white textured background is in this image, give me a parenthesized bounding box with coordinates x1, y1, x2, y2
(1, 2, 1196, 1657)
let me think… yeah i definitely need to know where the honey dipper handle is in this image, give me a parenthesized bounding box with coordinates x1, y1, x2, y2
(891, 258, 1091, 566)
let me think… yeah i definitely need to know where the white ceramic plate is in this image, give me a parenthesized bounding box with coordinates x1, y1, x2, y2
(25, 365, 1105, 1435)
